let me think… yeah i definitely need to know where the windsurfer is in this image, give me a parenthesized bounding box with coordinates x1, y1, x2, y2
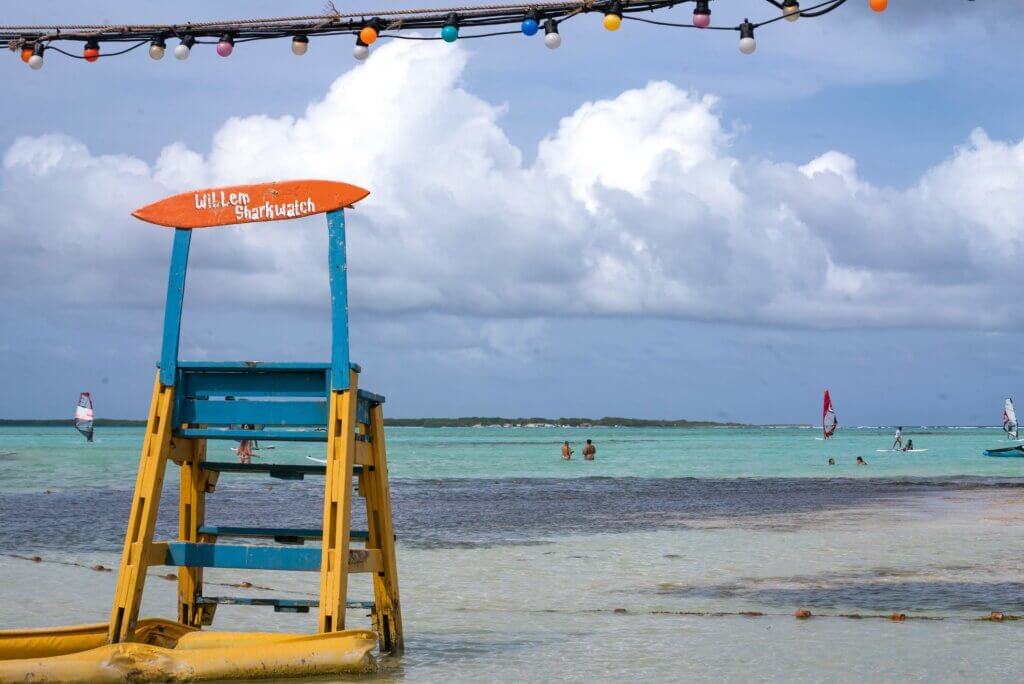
(892, 426, 903, 450)
(561, 441, 573, 460)
(583, 440, 596, 461)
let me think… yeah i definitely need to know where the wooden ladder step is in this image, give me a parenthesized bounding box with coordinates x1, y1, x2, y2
(196, 525, 369, 544)
(151, 542, 382, 573)
(194, 596, 374, 613)
(200, 461, 364, 480)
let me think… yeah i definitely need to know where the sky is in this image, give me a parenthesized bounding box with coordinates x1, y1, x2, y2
(1, 0, 1023, 425)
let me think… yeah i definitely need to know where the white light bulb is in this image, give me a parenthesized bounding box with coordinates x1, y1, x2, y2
(739, 36, 756, 54)
(174, 44, 191, 60)
(149, 43, 166, 60)
(291, 37, 309, 56)
(544, 32, 561, 49)
(28, 54, 44, 70)
(353, 44, 369, 60)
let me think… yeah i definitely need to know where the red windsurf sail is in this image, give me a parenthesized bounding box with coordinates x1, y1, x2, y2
(822, 389, 837, 440)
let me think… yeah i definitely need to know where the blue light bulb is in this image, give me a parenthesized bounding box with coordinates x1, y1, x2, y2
(521, 17, 539, 36)
(441, 24, 459, 42)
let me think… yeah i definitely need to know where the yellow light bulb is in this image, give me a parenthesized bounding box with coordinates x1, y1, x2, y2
(603, 13, 622, 31)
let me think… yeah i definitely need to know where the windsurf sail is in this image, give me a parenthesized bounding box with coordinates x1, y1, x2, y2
(822, 389, 837, 440)
(75, 392, 94, 442)
(1005, 398, 1019, 440)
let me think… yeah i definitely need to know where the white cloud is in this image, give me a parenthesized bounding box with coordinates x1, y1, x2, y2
(1, 39, 1023, 338)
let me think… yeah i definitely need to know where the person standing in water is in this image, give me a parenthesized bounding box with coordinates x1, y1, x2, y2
(856, 456, 867, 466)
(583, 439, 596, 461)
(561, 441, 573, 460)
(892, 426, 904, 450)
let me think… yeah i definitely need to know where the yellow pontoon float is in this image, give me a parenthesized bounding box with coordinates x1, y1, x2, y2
(0, 180, 402, 681)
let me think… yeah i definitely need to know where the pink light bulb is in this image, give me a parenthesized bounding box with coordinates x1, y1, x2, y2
(216, 38, 234, 57)
(692, 12, 711, 28)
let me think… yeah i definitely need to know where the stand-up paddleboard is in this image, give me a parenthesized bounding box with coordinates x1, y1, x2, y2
(306, 456, 327, 464)
(984, 445, 1024, 457)
(876, 449, 928, 453)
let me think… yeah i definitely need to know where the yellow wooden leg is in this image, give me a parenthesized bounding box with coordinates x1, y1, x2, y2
(318, 369, 359, 633)
(108, 371, 176, 643)
(177, 437, 212, 627)
(363, 402, 404, 652)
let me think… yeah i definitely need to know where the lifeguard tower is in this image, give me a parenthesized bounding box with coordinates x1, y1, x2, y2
(0, 180, 402, 680)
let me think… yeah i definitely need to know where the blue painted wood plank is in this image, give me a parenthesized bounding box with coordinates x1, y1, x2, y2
(178, 399, 328, 426)
(161, 543, 320, 571)
(178, 362, 340, 371)
(175, 428, 328, 442)
(159, 228, 192, 386)
(196, 526, 369, 541)
(180, 368, 329, 398)
(198, 461, 363, 478)
(327, 209, 351, 391)
(195, 596, 374, 610)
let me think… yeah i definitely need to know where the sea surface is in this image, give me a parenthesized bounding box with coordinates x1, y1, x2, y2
(1, 426, 1023, 681)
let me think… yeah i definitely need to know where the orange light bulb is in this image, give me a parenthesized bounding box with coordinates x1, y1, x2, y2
(359, 26, 379, 45)
(20, 47, 32, 63)
(869, 0, 887, 12)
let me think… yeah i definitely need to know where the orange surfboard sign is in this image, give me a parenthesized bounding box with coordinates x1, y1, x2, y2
(132, 180, 370, 228)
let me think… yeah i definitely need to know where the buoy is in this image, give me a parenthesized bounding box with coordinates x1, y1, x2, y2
(990, 611, 1005, 621)
(890, 612, 906, 621)
(794, 608, 813, 619)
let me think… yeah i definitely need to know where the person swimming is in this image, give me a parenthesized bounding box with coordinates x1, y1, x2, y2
(827, 457, 836, 465)
(583, 439, 596, 461)
(561, 441, 573, 460)
(856, 456, 867, 466)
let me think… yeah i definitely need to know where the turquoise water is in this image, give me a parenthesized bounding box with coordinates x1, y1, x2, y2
(2, 426, 1024, 682)
(0, 426, 1019, 493)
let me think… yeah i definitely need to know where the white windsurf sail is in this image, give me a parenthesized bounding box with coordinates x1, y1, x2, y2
(1005, 398, 1019, 440)
(822, 389, 837, 440)
(75, 392, 94, 442)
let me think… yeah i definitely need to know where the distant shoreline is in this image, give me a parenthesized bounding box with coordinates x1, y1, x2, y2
(0, 418, 1002, 429)
(0, 417, 748, 429)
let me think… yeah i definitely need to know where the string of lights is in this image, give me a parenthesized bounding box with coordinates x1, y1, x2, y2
(4, 0, 888, 70)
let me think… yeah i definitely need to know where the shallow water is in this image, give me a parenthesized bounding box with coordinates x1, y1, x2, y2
(1, 426, 1023, 681)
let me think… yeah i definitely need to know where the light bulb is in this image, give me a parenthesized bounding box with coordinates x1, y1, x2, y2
(28, 44, 44, 70)
(291, 35, 309, 55)
(522, 13, 539, 36)
(544, 19, 561, 49)
(175, 36, 195, 60)
(869, 0, 888, 12)
(783, 0, 800, 21)
(216, 34, 234, 57)
(360, 24, 379, 45)
(441, 14, 459, 43)
(738, 20, 756, 54)
(353, 39, 369, 60)
(693, 0, 711, 28)
(83, 40, 100, 63)
(149, 38, 166, 60)
(20, 47, 32, 63)
(604, 3, 623, 31)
